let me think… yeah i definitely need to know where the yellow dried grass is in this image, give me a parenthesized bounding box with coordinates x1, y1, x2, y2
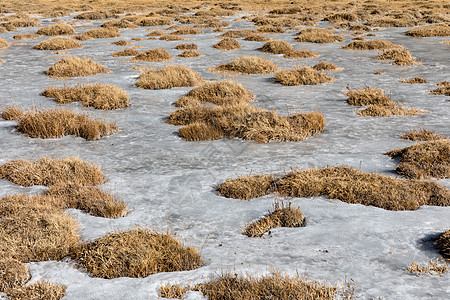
(406, 24, 450, 37)
(212, 56, 278, 75)
(260, 39, 293, 54)
(408, 258, 448, 276)
(46, 56, 111, 78)
(0, 258, 30, 292)
(284, 49, 320, 59)
(0, 38, 9, 49)
(7, 281, 66, 300)
(13, 33, 40, 40)
(33, 37, 82, 50)
(213, 37, 241, 50)
(399, 77, 428, 84)
(36, 24, 75, 35)
(111, 39, 132, 46)
(313, 62, 343, 71)
(376, 48, 420, 65)
(175, 43, 198, 50)
(131, 48, 173, 62)
(342, 40, 402, 50)
(178, 49, 201, 57)
(295, 28, 344, 43)
(436, 230, 450, 259)
(75, 27, 120, 40)
(400, 128, 447, 141)
(136, 65, 203, 90)
(274, 67, 335, 86)
(112, 47, 140, 57)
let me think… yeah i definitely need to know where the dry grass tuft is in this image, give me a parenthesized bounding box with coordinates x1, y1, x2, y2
(112, 47, 140, 57)
(0, 156, 105, 187)
(257, 25, 286, 33)
(376, 48, 420, 65)
(5, 18, 41, 28)
(212, 56, 278, 75)
(75, 27, 120, 40)
(274, 67, 335, 86)
(2, 106, 118, 141)
(171, 26, 202, 35)
(374, 70, 384, 75)
(313, 62, 343, 71)
(101, 19, 136, 29)
(178, 49, 201, 57)
(146, 30, 165, 36)
(260, 39, 293, 54)
(46, 56, 111, 78)
(175, 43, 198, 50)
(436, 230, 450, 259)
(13, 33, 40, 40)
(342, 40, 402, 50)
(0, 38, 9, 49)
(385, 140, 449, 179)
(33, 37, 82, 50)
(399, 77, 428, 84)
(406, 24, 450, 37)
(1, 106, 24, 120)
(175, 81, 254, 107)
(111, 39, 132, 46)
(74, 11, 116, 20)
(243, 202, 304, 237)
(136, 65, 203, 90)
(216, 174, 274, 200)
(217, 29, 257, 38)
(159, 34, 185, 41)
(71, 228, 202, 279)
(408, 258, 448, 276)
(217, 166, 450, 210)
(36, 24, 75, 36)
(0, 258, 30, 292)
(7, 281, 66, 300)
(135, 16, 173, 27)
(295, 28, 344, 43)
(429, 81, 450, 96)
(400, 128, 447, 141)
(244, 33, 270, 42)
(42, 84, 130, 110)
(284, 49, 320, 59)
(160, 272, 338, 300)
(214, 37, 241, 50)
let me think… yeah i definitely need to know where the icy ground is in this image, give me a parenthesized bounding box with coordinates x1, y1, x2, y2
(0, 12, 449, 300)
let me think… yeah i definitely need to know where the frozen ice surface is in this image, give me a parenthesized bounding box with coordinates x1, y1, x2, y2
(0, 13, 449, 299)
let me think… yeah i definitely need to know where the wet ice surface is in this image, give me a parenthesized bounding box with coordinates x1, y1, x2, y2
(0, 13, 449, 299)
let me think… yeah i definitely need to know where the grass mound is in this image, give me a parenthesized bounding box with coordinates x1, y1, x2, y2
(344, 87, 425, 117)
(168, 104, 325, 143)
(257, 25, 285, 33)
(13, 33, 40, 40)
(33, 37, 82, 50)
(160, 272, 338, 300)
(135, 16, 173, 26)
(175, 43, 198, 50)
(429, 81, 450, 96)
(274, 66, 335, 86)
(7, 281, 66, 299)
(178, 50, 201, 57)
(174, 81, 254, 107)
(1, 107, 118, 141)
(216, 174, 274, 200)
(399, 77, 428, 84)
(159, 34, 185, 41)
(342, 40, 402, 50)
(0, 156, 105, 187)
(0, 38, 9, 49)
(0, 258, 30, 292)
(401, 128, 447, 141)
(112, 47, 140, 57)
(216, 166, 450, 210)
(406, 24, 450, 37)
(385, 140, 449, 179)
(213, 37, 241, 50)
(244, 33, 270, 42)
(76, 27, 120, 40)
(436, 230, 450, 259)
(74, 11, 116, 20)
(101, 19, 136, 29)
(111, 39, 132, 46)
(136, 65, 202, 90)
(313, 62, 343, 71)
(295, 28, 344, 43)
(171, 27, 202, 35)
(212, 56, 278, 75)
(71, 228, 202, 279)
(217, 29, 257, 38)
(131, 48, 173, 62)
(46, 56, 111, 78)
(146, 30, 165, 37)
(260, 39, 293, 54)
(42, 84, 130, 110)
(284, 49, 319, 59)
(376, 48, 420, 65)
(36, 24, 75, 36)
(243, 202, 304, 237)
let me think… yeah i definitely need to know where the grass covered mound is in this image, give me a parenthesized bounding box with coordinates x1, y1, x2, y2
(33, 37, 82, 50)
(112, 47, 140, 57)
(0, 38, 9, 49)
(257, 25, 286, 33)
(216, 174, 274, 200)
(399, 77, 428, 84)
(400, 128, 447, 141)
(112, 39, 132, 46)
(0, 258, 30, 292)
(244, 33, 270, 42)
(13, 33, 40, 40)
(274, 67, 335, 86)
(385, 140, 449, 179)
(376, 49, 420, 65)
(436, 230, 450, 259)
(36, 24, 75, 35)
(213, 37, 241, 50)
(344, 87, 425, 117)
(429, 81, 450, 96)
(131, 48, 173, 62)
(101, 19, 137, 29)
(313, 62, 343, 71)
(160, 272, 338, 300)
(342, 40, 402, 50)
(295, 28, 344, 43)
(71, 228, 202, 279)
(174, 81, 254, 107)
(159, 34, 185, 41)
(406, 24, 450, 37)
(212, 56, 278, 75)
(0, 156, 105, 187)
(6, 281, 66, 300)
(243, 202, 304, 237)
(42, 84, 130, 110)
(136, 65, 202, 90)
(283, 49, 319, 59)
(178, 49, 201, 57)
(46, 56, 111, 78)
(1, 107, 119, 141)
(260, 39, 293, 54)
(75, 27, 121, 40)
(175, 43, 198, 50)
(171, 26, 202, 35)
(168, 104, 325, 143)
(216, 166, 450, 211)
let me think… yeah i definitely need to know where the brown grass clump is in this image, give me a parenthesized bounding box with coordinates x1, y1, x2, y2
(399, 77, 428, 84)
(42, 84, 130, 110)
(408, 258, 448, 276)
(274, 67, 335, 86)
(385, 140, 450, 179)
(0, 156, 105, 187)
(46, 56, 110, 78)
(213, 37, 241, 50)
(0, 258, 30, 292)
(400, 128, 447, 141)
(342, 40, 402, 50)
(217, 29, 257, 38)
(146, 30, 165, 36)
(376, 48, 420, 65)
(443, 40, 450, 45)
(136, 65, 202, 90)
(111, 39, 132, 46)
(295, 28, 344, 43)
(159, 34, 185, 41)
(313, 62, 343, 71)
(429, 81, 450, 96)
(212, 56, 278, 75)
(0, 38, 9, 49)
(74, 11, 116, 20)
(175, 81, 254, 107)
(7, 281, 66, 300)
(75, 27, 120, 40)
(135, 16, 173, 27)
(406, 24, 450, 37)
(244, 33, 270, 42)
(217, 166, 450, 211)
(13, 33, 40, 40)
(36, 24, 75, 36)
(160, 272, 338, 300)
(71, 228, 202, 279)
(101, 19, 136, 29)
(171, 27, 202, 35)
(33, 37, 82, 50)
(6, 18, 41, 27)
(178, 50, 201, 57)
(326, 12, 359, 23)
(216, 174, 274, 200)
(112, 47, 140, 57)
(257, 25, 286, 33)
(436, 230, 450, 259)
(243, 202, 304, 237)
(260, 39, 293, 54)
(2, 107, 118, 141)
(374, 70, 384, 75)
(284, 49, 320, 59)
(175, 43, 198, 50)
(366, 17, 417, 28)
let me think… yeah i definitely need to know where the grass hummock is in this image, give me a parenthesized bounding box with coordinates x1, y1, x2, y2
(400, 128, 447, 141)
(211, 56, 278, 75)
(295, 28, 344, 43)
(6, 281, 66, 300)
(405, 24, 450, 37)
(213, 37, 241, 50)
(429, 81, 450, 96)
(131, 48, 173, 62)
(274, 66, 335, 86)
(376, 48, 420, 65)
(342, 40, 402, 50)
(313, 62, 343, 71)
(46, 56, 111, 78)
(0, 258, 30, 292)
(33, 37, 82, 50)
(75, 27, 120, 40)
(436, 230, 450, 259)
(178, 49, 201, 57)
(136, 65, 203, 90)
(399, 77, 428, 84)
(36, 24, 75, 35)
